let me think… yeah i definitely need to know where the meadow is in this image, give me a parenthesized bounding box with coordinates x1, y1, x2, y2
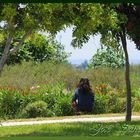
(0, 61, 140, 119)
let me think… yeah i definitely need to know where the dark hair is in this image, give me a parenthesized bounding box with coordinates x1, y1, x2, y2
(77, 78, 92, 94)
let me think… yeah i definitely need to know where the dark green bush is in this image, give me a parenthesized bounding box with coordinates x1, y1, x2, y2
(42, 93, 58, 109)
(53, 95, 75, 116)
(132, 97, 140, 112)
(21, 100, 48, 118)
(92, 94, 126, 114)
(0, 90, 23, 119)
(92, 95, 109, 114)
(107, 94, 126, 113)
(133, 102, 140, 112)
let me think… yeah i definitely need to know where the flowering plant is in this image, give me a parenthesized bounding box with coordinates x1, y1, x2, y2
(95, 84, 118, 95)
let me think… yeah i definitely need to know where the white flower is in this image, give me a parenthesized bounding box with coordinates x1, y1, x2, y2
(30, 85, 40, 90)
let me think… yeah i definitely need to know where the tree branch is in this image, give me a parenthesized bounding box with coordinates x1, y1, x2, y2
(10, 27, 33, 54)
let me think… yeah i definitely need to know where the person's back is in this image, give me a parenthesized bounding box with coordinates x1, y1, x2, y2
(72, 78, 94, 114)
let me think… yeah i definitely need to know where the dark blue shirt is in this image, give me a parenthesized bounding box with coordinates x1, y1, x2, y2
(72, 88, 94, 112)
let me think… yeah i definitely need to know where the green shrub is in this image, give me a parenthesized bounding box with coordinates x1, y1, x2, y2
(92, 95, 109, 114)
(21, 100, 48, 118)
(42, 93, 57, 109)
(107, 95, 126, 113)
(45, 109, 55, 117)
(53, 95, 75, 116)
(133, 103, 140, 112)
(131, 88, 140, 98)
(132, 98, 140, 112)
(0, 90, 23, 119)
(92, 94, 126, 114)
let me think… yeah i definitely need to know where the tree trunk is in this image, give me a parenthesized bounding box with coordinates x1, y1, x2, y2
(0, 27, 33, 74)
(0, 34, 13, 73)
(120, 28, 132, 122)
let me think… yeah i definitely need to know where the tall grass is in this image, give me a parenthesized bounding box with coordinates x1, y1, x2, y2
(0, 61, 139, 91)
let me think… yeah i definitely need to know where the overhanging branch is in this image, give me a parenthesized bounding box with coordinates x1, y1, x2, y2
(9, 27, 33, 54)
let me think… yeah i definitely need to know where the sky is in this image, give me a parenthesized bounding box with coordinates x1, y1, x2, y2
(56, 27, 140, 65)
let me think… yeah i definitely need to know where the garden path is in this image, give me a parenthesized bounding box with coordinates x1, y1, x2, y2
(1, 116, 140, 127)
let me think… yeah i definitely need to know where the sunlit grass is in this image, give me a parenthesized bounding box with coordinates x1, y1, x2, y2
(0, 61, 139, 90)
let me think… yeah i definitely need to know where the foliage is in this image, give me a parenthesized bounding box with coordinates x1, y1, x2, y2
(21, 100, 48, 118)
(0, 34, 69, 64)
(0, 3, 64, 35)
(65, 3, 122, 48)
(132, 101, 140, 112)
(53, 94, 75, 116)
(92, 95, 109, 114)
(93, 94, 126, 114)
(0, 81, 139, 119)
(88, 46, 125, 68)
(1, 61, 139, 92)
(117, 4, 140, 50)
(94, 83, 119, 95)
(0, 3, 66, 72)
(0, 62, 139, 119)
(0, 89, 22, 119)
(107, 94, 126, 113)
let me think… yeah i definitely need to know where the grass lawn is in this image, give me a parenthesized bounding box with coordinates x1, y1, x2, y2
(0, 121, 140, 137)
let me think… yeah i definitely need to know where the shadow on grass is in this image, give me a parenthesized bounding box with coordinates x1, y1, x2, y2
(8, 121, 140, 137)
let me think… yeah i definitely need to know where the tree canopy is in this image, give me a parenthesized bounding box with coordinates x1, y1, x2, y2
(0, 34, 69, 64)
(88, 45, 125, 68)
(0, 3, 66, 71)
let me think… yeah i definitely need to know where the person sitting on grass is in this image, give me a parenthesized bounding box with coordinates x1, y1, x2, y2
(72, 78, 94, 115)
